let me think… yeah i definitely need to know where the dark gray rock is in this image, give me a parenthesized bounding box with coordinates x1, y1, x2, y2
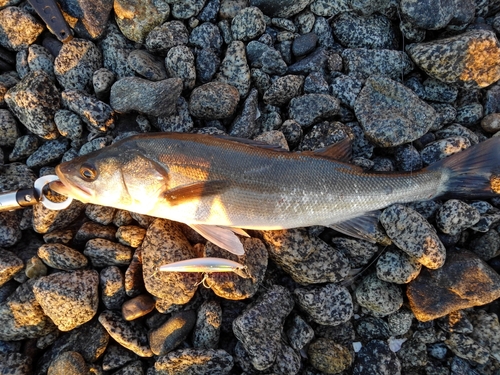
(355, 316, 391, 341)
(292, 32, 318, 56)
(436, 199, 481, 235)
(165, 45, 196, 90)
(422, 78, 458, 103)
(171, 0, 205, 19)
(286, 315, 314, 351)
(304, 71, 329, 94)
(0, 211, 22, 247)
(157, 97, 194, 133)
(445, 333, 490, 364)
(435, 123, 479, 145)
(99, 24, 135, 79)
(26, 44, 54, 80)
(355, 273, 404, 316)
(75, 221, 116, 243)
(145, 20, 189, 54)
(198, 0, 220, 23)
(249, 0, 310, 17)
(83, 238, 133, 267)
(189, 81, 240, 119)
(400, 0, 455, 30)
(231, 7, 266, 41)
(354, 75, 436, 147)
(38, 243, 88, 270)
(110, 77, 182, 117)
(193, 300, 222, 349)
(420, 136, 471, 166)
(195, 48, 220, 83)
(308, 338, 353, 374)
(102, 343, 138, 371)
(93, 67, 115, 99)
(376, 247, 422, 284)
(0, 7, 43, 51)
(189, 22, 223, 50)
(455, 102, 484, 126)
(100, 266, 126, 310)
(232, 285, 294, 370)
(127, 50, 167, 81)
(330, 74, 363, 108)
(310, 0, 350, 17)
(398, 338, 428, 368)
(8, 135, 38, 161)
(54, 109, 83, 141)
(246, 40, 287, 75)
(408, 249, 500, 321)
(288, 93, 340, 127)
(263, 75, 304, 106)
(352, 340, 402, 375)
(0, 353, 31, 375)
(287, 47, 328, 74)
(229, 88, 259, 138)
(154, 348, 233, 375)
(149, 310, 196, 355)
(32, 269, 99, 331)
(0, 249, 23, 287)
(26, 138, 69, 168)
(5, 70, 60, 139)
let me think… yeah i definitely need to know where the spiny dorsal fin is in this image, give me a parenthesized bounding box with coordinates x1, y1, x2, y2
(164, 180, 230, 205)
(303, 137, 353, 162)
(213, 134, 289, 152)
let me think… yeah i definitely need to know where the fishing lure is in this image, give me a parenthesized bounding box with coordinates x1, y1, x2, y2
(159, 257, 250, 279)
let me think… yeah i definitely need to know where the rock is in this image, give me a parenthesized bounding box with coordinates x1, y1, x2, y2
(229, 88, 259, 138)
(219, 40, 251, 96)
(481, 113, 500, 133)
(0, 109, 19, 147)
(0, 7, 43, 51)
(263, 75, 304, 106)
(9, 135, 39, 161)
(304, 71, 329, 94)
(249, 0, 310, 17)
(445, 333, 489, 364)
(189, 22, 223, 50)
(54, 38, 102, 91)
(352, 340, 401, 375)
(0, 353, 31, 375)
(100, 266, 126, 310)
(287, 47, 328, 74)
(292, 32, 318, 56)
(165, 45, 196, 90)
(32, 270, 99, 331)
(260, 228, 350, 284)
(246, 40, 287, 75)
(420, 136, 471, 165)
(37, 243, 88, 270)
(114, 0, 169, 44)
(231, 7, 266, 41)
(61, 89, 114, 133)
(99, 310, 153, 357)
(469, 310, 500, 362)
(26, 138, 69, 168)
(406, 30, 500, 89)
(171, 0, 205, 19)
(294, 283, 353, 326)
(116, 225, 146, 248)
(286, 315, 314, 351)
(47, 351, 88, 375)
(83, 238, 133, 267)
(193, 300, 222, 349)
(99, 24, 135, 79)
(195, 48, 220, 83)
(0, 249, 23, 287)
(308, 338, 353, 374)
(145, 20, 189, 54)
(122, 294, 155, 321)
(332, 12, 398, 50)
(189, 81, 239, 119)
(380, 204, 446, 269)
(377, 247, 422, 284)
(5, 70, 60, 139)
(436, 199, 481, 235)
(288, 93, 340, 128)
(397, 338, 427, 368)
(354, 75, 436, 147)
(110, 77, 182, 117)
(75, 221, 116, 243)
(149, 310, 196, 356)
(407, 249, 500, 321)
(32, 196, 86, 234)
(400, 0, 455, 30)
(154, 348, 233, 375)
(355, 273, 403, 316)
(54, 110, 83, 141)
(127, 50, 167, 81)
(58, 0, 113, 40)
(232, 285, 294, 370)
(102, 343, 138, 371)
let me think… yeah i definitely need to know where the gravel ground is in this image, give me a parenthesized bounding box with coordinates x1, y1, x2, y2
(2, 0, 500, 374)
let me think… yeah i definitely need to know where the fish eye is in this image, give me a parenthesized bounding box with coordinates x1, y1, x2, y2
(79, 163, 98, 181)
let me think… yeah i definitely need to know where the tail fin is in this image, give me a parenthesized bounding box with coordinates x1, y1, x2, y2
(426, 137, 500, 199)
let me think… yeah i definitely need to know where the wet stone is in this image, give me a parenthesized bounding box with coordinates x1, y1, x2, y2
(0, 7, 43, 51)
(308, 338, 353, 374)
(110, 77, 182, 117)
(294, 283, 353, 326)
(380, 204, 446, 269)
(93, 68, 115, 100)
(204, 237, 268, 300)
(406, 30, 500, 89)
(261, 228, 350, 284)
(26, 138, 69, 168)
(127, 50, 167, 81)
(263, 74, 304, 106)
(232, 285, 294, 370)
(352, 340, 402, 375)
(292, 32, 318, 57)
(342, 48, 414, 81)
(376, 247, 422, 284)
(354, 75, 436, 147)
(83, 238, 133, 267)
(189, 81, 240, 119)
(288, 93, 340, 128)
(99, 310, 153, 357)
(149, 310, 196, 356)
(47, 351, 88, 375)
(9, 134, 39, 161)
(286, 315, 314, 351)
(193, 300, 222, 349)
(0, 211, 22, 247)
(145, 20, 189, 54)
(33, 270, 99, 331)
(165, 45, 196, 90)
(75, 221, 117, 243)
(231, 6, 266, 41)
(420, 136, 471, 166)
(54, 38, 102, 92)
(100, 266, 126, 310)
(116, 225, 146, 248)
(436, 200, 481, 235)
(37, 243, 88, 270)
(407, 249, 500, 322)
(0, 279, 56, 341)
(142, 219, 200, 305)
(54, 109, 83, 141)
(102, 343, 138, 371)
(332, 12, 398, 50)
(355, 273, 404, 317)
(61, 89, 114, 133)
(122, 294, 155, 321)
(155, 348, 233, 375)
(5, 70, 60, 139)
(229, 88, 259, 138)
(85, 204, 116, 225)
(0, 249, 23, 287)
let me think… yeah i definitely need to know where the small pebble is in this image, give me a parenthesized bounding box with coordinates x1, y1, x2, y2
(122, 294, 155, 321)
(149, 310, 196, 356)
(83, 238, 133, 267)
(193, 300, 223, 349)
(308, 338, 353, 374)
(37, 243, 88, 270)
(355, 273, 404, 317)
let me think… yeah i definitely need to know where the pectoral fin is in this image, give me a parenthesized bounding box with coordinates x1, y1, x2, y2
(189, 224, 245, 255)
(328, 210, 391, 245)
(164, 180, 230, 205)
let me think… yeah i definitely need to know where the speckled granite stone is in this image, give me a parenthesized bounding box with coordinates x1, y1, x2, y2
(0, 7, 43, 51)
(155, 348, 234, 375)
(37, 243, 88, 270)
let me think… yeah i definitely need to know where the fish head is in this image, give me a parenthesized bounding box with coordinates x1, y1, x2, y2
(52, 143, 169, 213)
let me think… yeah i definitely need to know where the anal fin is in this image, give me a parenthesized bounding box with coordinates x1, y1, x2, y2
(328, 210, 391, 245)
(189, 224, 245, 255)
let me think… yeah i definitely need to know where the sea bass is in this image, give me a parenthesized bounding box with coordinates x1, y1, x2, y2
(51, 132, 500, 255)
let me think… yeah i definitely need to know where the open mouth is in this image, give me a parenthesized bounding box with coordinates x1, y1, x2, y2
(52, 166, 93, 202)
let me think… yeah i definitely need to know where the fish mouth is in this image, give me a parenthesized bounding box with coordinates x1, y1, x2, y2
(52, 165, 93, 203)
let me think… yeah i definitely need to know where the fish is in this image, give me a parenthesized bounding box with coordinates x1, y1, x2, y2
(159, 257, 250, 279)
(51, 132, 500, 255)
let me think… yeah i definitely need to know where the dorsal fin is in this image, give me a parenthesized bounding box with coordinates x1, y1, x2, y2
(213, 134, 289, 152)
(302, 138, 353, 162)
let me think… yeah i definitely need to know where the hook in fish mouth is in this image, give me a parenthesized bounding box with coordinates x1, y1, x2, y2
(50, 169, 93, 203)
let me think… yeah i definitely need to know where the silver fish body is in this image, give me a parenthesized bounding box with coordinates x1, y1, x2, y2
(53, 133, 500, 253)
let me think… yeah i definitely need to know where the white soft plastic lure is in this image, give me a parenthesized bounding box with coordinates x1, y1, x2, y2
(159, 257, 250, 279)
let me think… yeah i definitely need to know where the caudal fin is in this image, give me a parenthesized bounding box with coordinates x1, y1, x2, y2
(426, 137, 500, 199)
